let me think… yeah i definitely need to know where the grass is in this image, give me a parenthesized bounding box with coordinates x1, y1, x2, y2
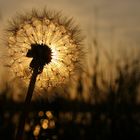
(0, 39, 140, 140)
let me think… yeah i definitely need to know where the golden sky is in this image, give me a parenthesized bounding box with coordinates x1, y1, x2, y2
(0, 0, 140, 101)
(0, 0, 140, 47)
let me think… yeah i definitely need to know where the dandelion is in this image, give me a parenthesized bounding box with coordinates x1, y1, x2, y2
(7, 9, 83, 92)
(6, 8, 84, 140)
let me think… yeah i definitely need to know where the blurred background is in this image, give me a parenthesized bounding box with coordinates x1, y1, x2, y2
(0, 0, 140, 140)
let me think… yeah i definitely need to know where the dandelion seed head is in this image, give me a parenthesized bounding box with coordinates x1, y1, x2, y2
(6, 8, 84, 92)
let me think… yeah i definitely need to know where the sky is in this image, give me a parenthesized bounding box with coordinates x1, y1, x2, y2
(0, 0, 140, 47)
(0, 0, 140, 100)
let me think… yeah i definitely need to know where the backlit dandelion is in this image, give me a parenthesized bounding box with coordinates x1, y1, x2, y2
(7, 9, 83, 92)
(5, 8, 84, 140)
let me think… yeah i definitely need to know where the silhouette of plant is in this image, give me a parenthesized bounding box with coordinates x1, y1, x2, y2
(5, 8, 84, 140)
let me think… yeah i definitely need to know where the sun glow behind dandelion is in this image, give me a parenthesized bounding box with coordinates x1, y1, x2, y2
(6, 9, 84, 92)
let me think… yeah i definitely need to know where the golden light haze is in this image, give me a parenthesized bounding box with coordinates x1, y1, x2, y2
(0, 0, 140, 101)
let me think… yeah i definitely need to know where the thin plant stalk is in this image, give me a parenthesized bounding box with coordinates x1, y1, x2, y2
(15, 68, 38, 140)
(6, 8, 84, 140)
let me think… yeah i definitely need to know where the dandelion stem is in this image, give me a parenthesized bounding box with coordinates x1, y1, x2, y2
(15, 68, 38, 140)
